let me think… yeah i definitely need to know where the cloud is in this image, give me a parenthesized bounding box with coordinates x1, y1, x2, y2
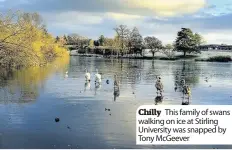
(1, 0, 207, 17)
(43, 11, 103, 25)
(127, 0, 206, 17)
(1, 0, 232, 44)
(201, 30, 232, 44)
(105, 12, 141, 21)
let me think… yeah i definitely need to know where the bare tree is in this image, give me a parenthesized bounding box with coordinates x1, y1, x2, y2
(67, 34, 89, 48)
(114, 25, 130, 56)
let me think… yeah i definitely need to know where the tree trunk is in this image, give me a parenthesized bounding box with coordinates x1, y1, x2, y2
(152, 52, 155, 58)
(184, 51, 186, 57)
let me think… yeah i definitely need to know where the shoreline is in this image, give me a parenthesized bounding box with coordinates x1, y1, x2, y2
(70, 53, 183, 61)
(70, 53, 232, 63)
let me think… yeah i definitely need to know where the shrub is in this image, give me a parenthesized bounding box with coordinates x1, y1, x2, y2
(207, 56, 232, 62)
(160, 57, 178, 61)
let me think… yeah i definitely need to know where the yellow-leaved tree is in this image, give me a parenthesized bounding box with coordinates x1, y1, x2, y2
(0, 10, 69, 69)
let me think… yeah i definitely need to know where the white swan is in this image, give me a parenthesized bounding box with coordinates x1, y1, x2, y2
(65, 71, 68, 78)
(95, 69, 101, 83)
(85, 68, 91, 82)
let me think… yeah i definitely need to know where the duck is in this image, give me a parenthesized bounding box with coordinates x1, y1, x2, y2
(85, 68, 91, 82)
(95, 69, 101, 84)
(106, 80, 109, 84)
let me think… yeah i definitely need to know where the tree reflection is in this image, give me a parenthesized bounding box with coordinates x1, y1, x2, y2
(143, 60, 162, 83)
(0, 57, 70, 104)
(173, 61, 200, 93)
(113, 86, 120, 101)
(84, 81, 91, 92)
(94, 83, 101, 96)
(154, 96, 163, 105)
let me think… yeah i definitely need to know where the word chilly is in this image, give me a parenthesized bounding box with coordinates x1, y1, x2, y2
(138, 109, 161, 117)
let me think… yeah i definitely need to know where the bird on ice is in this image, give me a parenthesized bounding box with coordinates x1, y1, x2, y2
(155, 76, 164, 96)
(85, 68, 91, 82)
(95, 69, 101, 84)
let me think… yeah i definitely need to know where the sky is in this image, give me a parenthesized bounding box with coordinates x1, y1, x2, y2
(1, 0, 232, 45)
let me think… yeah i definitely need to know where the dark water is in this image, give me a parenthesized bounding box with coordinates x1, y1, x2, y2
(0, 56, 232, 149)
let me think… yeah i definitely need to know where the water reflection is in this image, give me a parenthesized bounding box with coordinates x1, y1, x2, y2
(65, 71, 69, 78)
(182, 95, 190, 105)
(84, 82, 91, 91)
(173, 61, 200, 95)
(113, 86, 120, 102)
(1, 56, 232, 148)
(0, 57, 69, 104)
(94, 83, 101, 96)
(154, 96, 163, 105)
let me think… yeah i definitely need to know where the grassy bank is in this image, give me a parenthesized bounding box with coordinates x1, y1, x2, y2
(0, 11, 69, 70)
(195, 56, 232, 62)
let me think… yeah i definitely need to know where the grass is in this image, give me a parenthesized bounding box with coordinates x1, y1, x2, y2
(175, 55, 199, 59)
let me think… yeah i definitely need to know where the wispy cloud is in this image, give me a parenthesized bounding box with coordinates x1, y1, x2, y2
(43, 11, 104, 25)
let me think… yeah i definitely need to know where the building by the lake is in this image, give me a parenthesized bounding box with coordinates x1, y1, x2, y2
(198, 44, 232, 51)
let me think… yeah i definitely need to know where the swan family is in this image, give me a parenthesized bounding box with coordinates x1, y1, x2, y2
(82, 69, 191, 104)
(85, 68, 102, 84)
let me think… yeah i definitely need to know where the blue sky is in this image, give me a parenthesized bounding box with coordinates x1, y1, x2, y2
(1, 0, 232, 44)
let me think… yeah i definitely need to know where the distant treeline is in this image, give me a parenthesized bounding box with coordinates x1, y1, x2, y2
(0, 10, 69, 70)
(57, 25, 206, 58)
